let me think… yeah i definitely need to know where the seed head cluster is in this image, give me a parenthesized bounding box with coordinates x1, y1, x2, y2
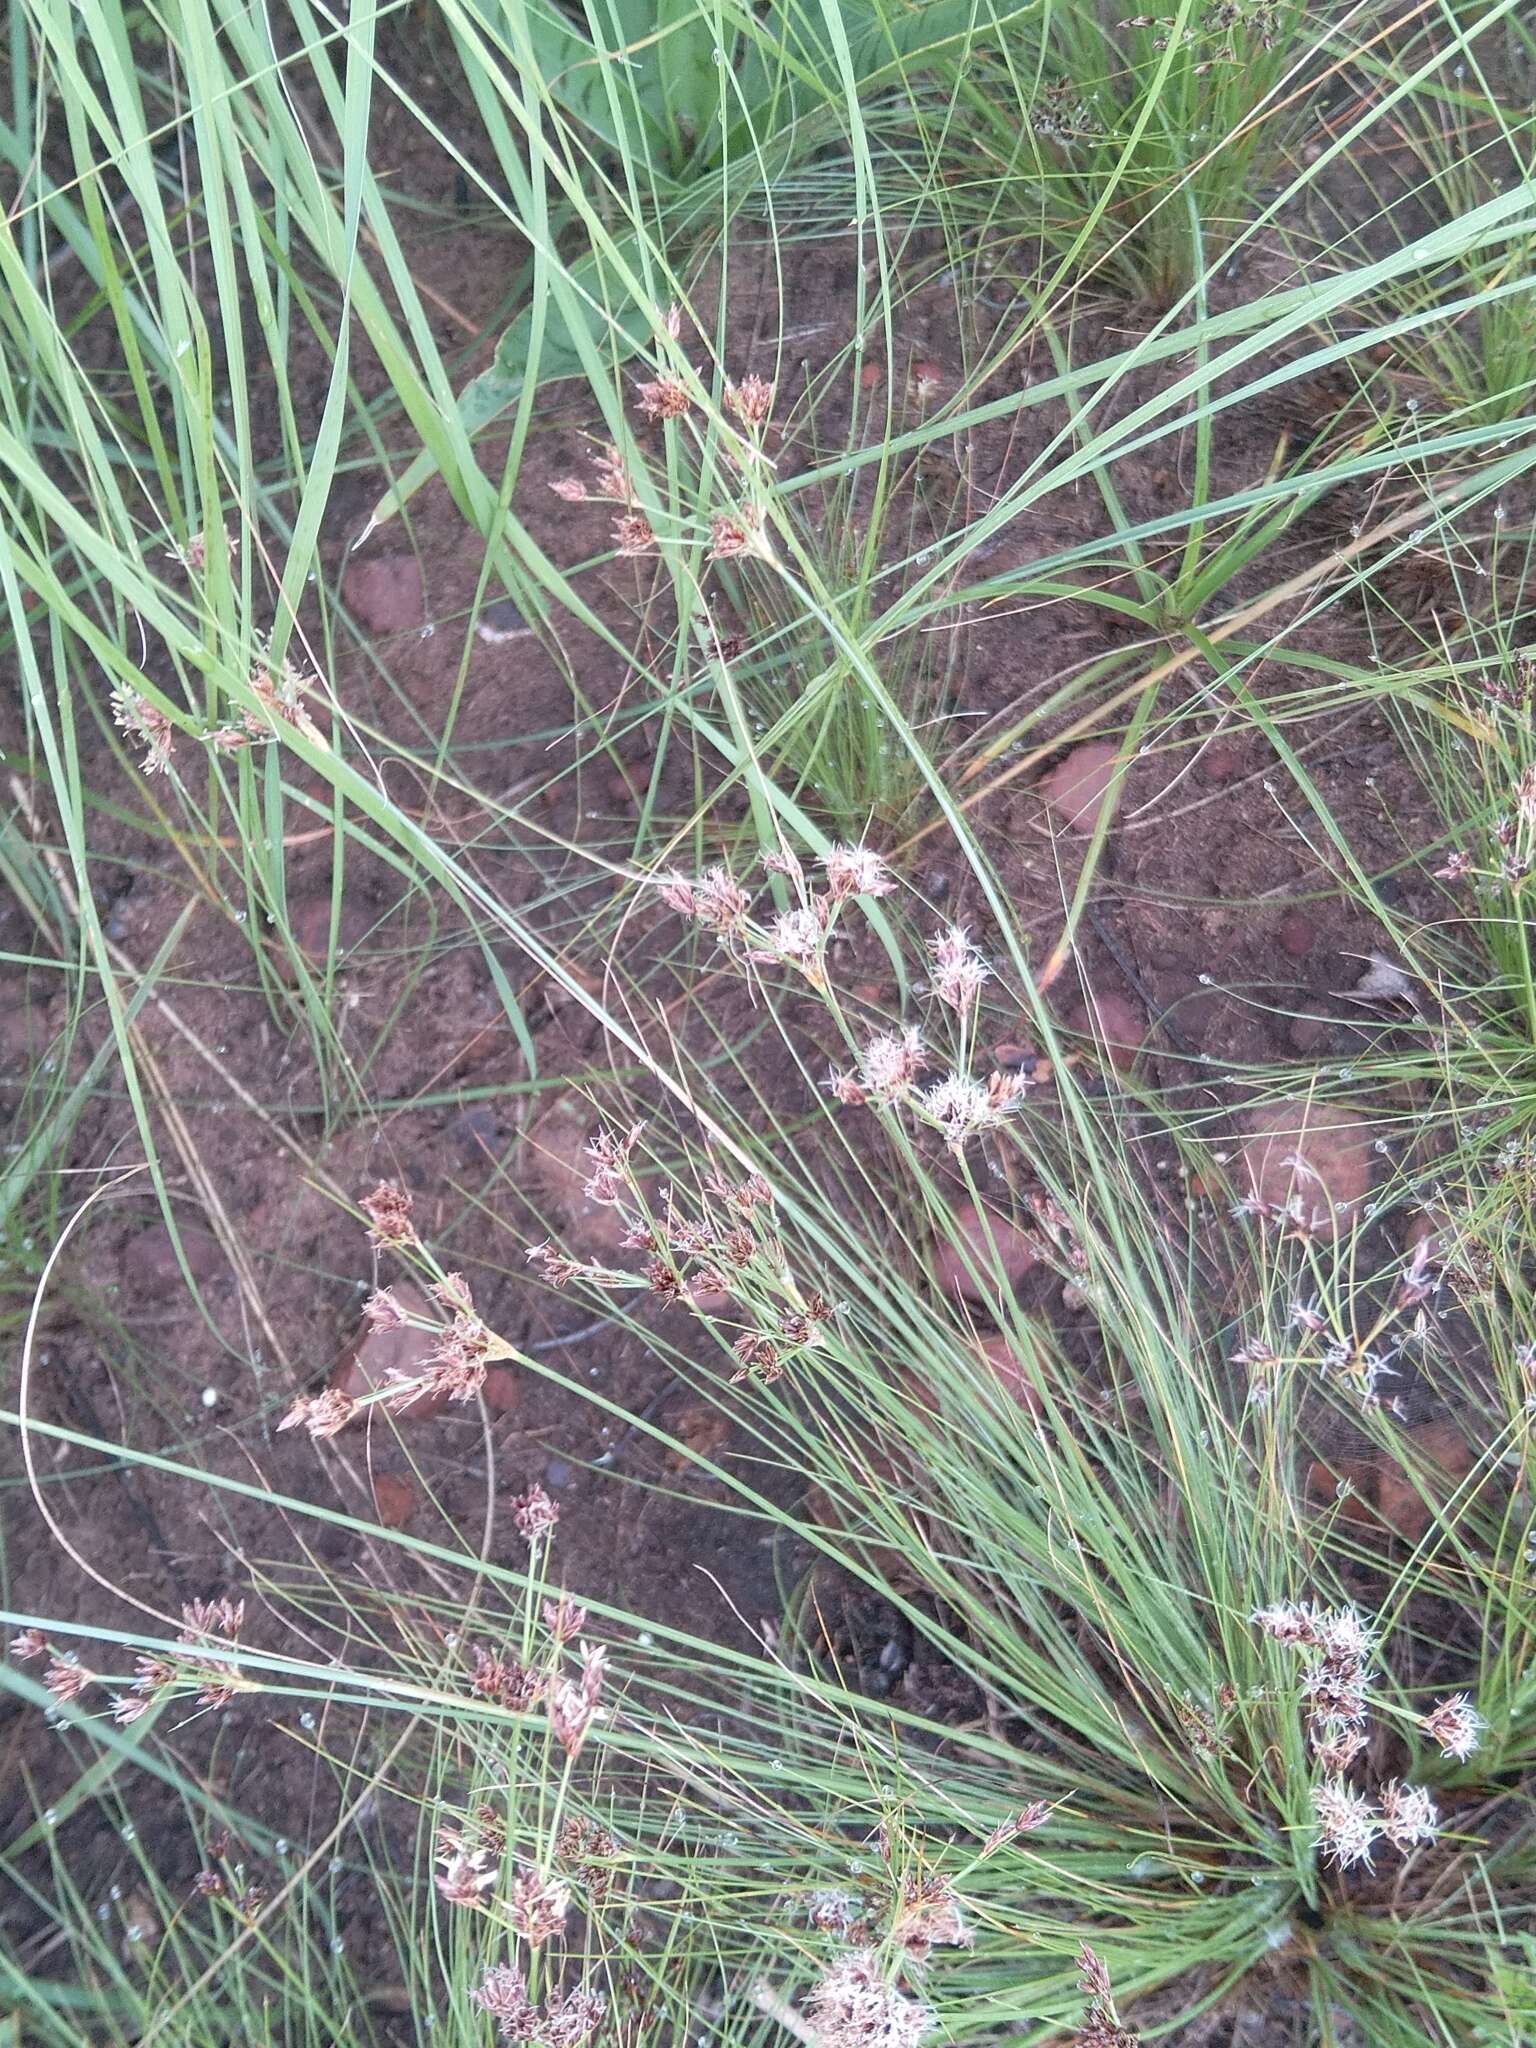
(1255, 1601, 1461, 1869)
(1073, 1944, 1139, 2048)
(472, 1966, 606, 2048)
(1419, 1692, 1485, 1762)
(805, 1948, 935, 2048)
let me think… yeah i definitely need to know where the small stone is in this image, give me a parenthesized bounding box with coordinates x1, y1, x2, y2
(1240, 1099, 1375, 1238)
(1308, 1420, 1475, 1543)
(974, 1333, 1043, 1419)
(1374, 1421, 1474, 1541)
(332, 1279, 448, 1421)
(1038, 741, 1120, 834)
(342, 553, 424, 635)
(483, 1366, 520, 1415)
(664, 1402, 733, 1470)
(1199, 741, 1245, 781)
(475, 596, 531, 645)
(1277, 909, 1315, 958)
(118, 1889, 162, 1958)
(1402, 1207, 1449, 1259)
(933, 1202, 1039, 1304)
(1065, 988, 1145, 1072)
(125, 1220, 222, 1288)
(992, 1041, 1038, 1072)
(526, 1097, 631, 1256)
(371, 1473, 419, 1528)
(1286, 1014, 1332, 1055)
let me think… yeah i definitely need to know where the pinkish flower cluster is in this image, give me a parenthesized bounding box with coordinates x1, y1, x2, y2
(1073, 1946, 1139, 2048)
(805, 1948, 935, 2048)
(891, 1874, 972, 1968)
(112, 684, 176, 775)
(1254, 1602, 1375, 1745)
(727, 373, 775, 427)
(635, 374, 690, 421)
(1379, 1779, 1439, 1850)
(549, 1641, 607, 1760)
(277, 1386, 356, 1440)
(928, 925, 989, 1015)
(1311, 1775, 1442, 1867)
(512, 1484, 560, 1546)
(436, 1843, 498, 1908)
(1419, 1692, 1484, 1761)
(470, 1646, 547, 1713)
(655, 842, 895, 983)
(472, 1965, 606, 2048)
(822, 845, 894, 899)
(281, 1271, 497, 1436)
(658, 865, 752, 940)
(977, 1802, 1051, 1857)
(13, 1596, 253, 1727)
(582, 1122, 645, 1206)
(1256, 1600, 1460, 1870)
(506, 1869, 570, 1948)
(1310, 1777, 1382, 1870)
(360, 1179, 417, 1249)
(916, 1070, 1026, 1149)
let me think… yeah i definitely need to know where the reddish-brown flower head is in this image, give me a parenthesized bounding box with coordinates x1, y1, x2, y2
(726, 374, 775, 427)
(636, 375, 690, 422)
(360, 1180, 416, 1250)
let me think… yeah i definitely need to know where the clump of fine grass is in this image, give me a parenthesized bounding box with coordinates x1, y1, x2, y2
(937, 0, 1340, 304)
(7, 0, 1536, 2044)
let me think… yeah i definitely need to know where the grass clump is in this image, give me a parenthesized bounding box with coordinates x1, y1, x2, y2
(4, 0, 1536, 2044)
